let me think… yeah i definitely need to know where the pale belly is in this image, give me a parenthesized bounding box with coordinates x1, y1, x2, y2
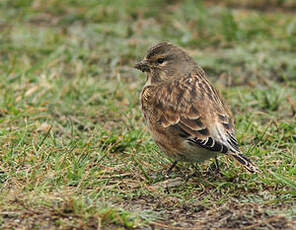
(142, 107, 218, 163)
(179, 141, 218, 162)
(146, 121, 218, 163)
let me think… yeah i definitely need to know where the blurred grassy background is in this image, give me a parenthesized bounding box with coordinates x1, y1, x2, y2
(0, 0, 295, 229)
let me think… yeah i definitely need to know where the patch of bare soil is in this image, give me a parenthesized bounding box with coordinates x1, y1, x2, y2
(128, 197, 295, 230)
(0, 197, 98, 230)
(119, 176, 296, 230)
(1, 192, 295, 230)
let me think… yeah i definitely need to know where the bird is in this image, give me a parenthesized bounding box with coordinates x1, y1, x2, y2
(134, 42, 258, 174)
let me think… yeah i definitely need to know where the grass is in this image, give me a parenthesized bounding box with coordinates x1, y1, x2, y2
(0, 0, 295, 229)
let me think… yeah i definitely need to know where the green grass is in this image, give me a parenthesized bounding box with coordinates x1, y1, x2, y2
(0, 0, 295, 229)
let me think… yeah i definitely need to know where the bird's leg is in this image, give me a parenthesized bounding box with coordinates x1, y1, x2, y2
(215, 156, 220, 173)
(185, 164, 200, 182)
(164, 160, 178, 194)
(207, 157, 224, 176)
(166, 160, 178, 176)
(213, 156, 225, 177)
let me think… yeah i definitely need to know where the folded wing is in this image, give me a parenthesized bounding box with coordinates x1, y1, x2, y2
(141, 71, 258, 173)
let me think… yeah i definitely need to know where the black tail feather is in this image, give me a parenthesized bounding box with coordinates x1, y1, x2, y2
(230, 152, 259, 173)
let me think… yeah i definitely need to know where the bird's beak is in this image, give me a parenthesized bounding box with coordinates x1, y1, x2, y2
(134, 60, 150, 72)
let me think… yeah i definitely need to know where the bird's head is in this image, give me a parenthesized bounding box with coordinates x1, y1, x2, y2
(134, 42, 196, 84)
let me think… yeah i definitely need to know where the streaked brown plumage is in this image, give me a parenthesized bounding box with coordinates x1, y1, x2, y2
(134, 42, 258, 173)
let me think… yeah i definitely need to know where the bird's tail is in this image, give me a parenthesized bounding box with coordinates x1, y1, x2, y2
(230, 151, 260, 173)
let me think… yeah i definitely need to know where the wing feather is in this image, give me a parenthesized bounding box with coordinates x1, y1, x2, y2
(144, 72, 235, 155)
(141, 71, 258, 173)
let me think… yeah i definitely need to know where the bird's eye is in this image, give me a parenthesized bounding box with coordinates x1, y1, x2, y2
(157, 58, 165, 64)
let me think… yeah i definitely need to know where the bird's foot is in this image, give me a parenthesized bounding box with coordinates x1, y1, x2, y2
(208, 157, 224, 177)
(165, 160, 178, 177)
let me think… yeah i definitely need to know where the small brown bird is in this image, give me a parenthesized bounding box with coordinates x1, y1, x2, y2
(134, 42, 258, 174)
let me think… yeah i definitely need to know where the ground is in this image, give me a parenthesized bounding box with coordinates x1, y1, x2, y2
(0, 0, 295, 229)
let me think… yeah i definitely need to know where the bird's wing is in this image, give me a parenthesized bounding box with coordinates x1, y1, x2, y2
(142, 71, 257, 173)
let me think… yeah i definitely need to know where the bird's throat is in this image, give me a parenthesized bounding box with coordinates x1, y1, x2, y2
(144, 74, 152, 87)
